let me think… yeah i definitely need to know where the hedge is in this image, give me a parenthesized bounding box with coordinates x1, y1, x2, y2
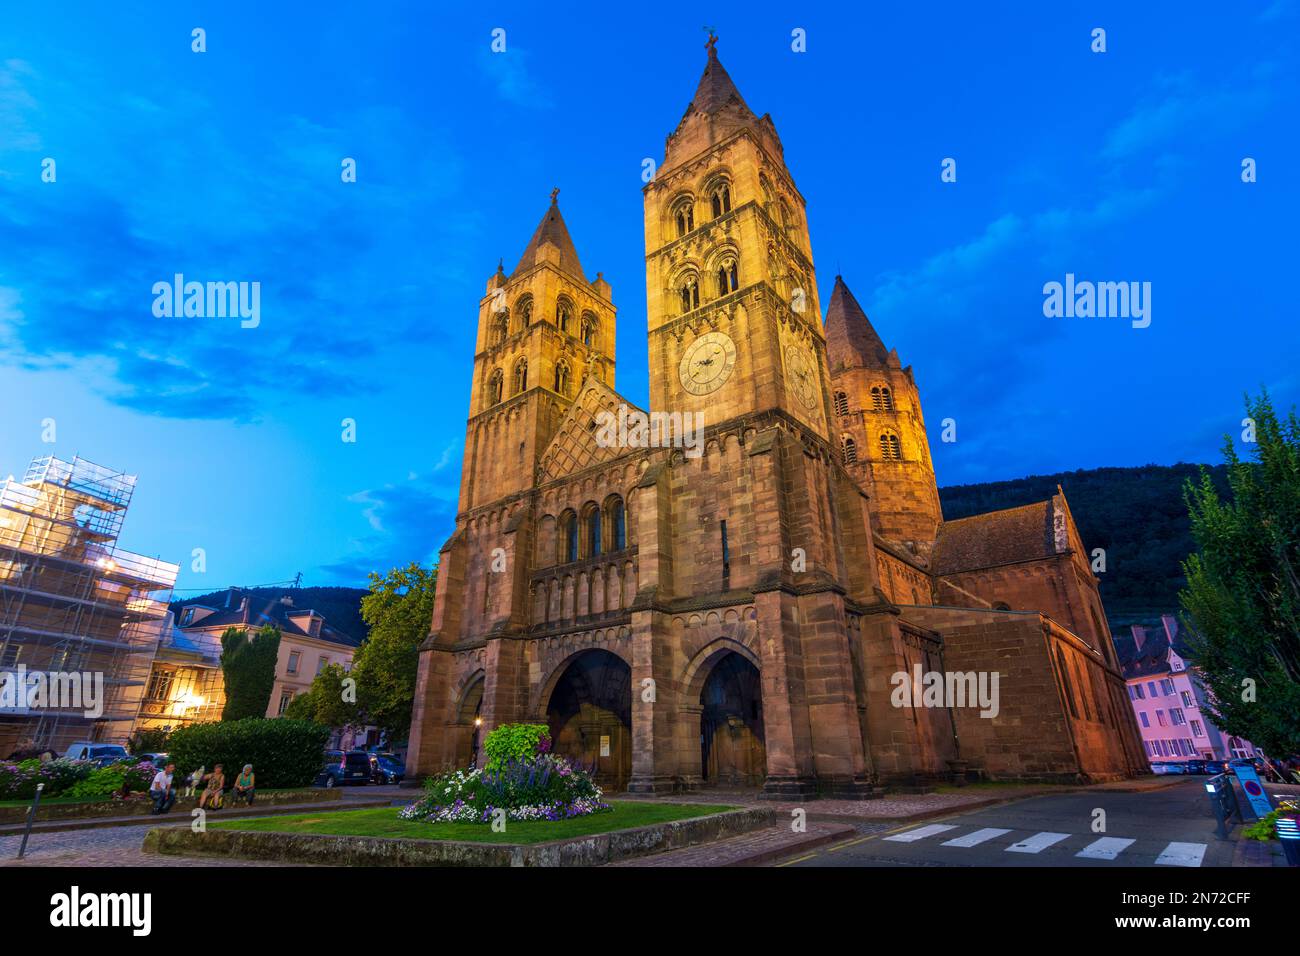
(166, 719, 329, 789)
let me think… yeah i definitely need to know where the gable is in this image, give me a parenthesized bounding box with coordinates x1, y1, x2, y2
(537, 377, 644, 483)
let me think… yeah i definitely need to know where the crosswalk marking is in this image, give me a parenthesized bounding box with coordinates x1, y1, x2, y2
(1005, 831, 1071, 854)
(1154, 842, 1207, 867)
(883, 823, 957, 843)
(1076, 837, 1136, 860)
(941, 827, 1012, 848)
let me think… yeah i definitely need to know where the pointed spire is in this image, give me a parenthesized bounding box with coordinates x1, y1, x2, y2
(511, 192, 585, 282)
(824, 275, 890, 369)
(684, 38, 755, 121)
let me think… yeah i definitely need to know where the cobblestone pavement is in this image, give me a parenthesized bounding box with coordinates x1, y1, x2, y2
(623, 786, 1052, 820)
(606, 820, 889, 867)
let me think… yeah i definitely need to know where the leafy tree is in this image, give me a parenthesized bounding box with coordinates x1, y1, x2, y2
(350, 563, 437, 743)
(282, 663, 358, 728)
(1180, 392, 1300, 757)
(219, 625, 282, 721)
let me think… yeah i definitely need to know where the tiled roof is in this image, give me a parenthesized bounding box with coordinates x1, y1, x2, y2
(178, 591, 361, 648)
(932, 500, 1058, 575)
(824, 275, 890, 369)
(684, 47, 756, 121)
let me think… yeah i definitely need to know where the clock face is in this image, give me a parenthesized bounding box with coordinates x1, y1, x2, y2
(785, 343, 819, 410)
(679, 331, 737, 396)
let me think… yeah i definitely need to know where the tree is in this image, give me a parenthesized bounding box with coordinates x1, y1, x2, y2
(350, 563, 437, 743)
(219, 625, 282, 721)
(1180, 391, 1300, 757)
(282, 663, 359, 728)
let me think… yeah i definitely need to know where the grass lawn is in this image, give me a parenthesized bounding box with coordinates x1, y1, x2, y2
(209, 801, 738, 844)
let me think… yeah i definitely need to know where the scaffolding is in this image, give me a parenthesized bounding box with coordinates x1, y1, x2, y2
(134, 616, 226, 733)
(0, 455, 179, 755)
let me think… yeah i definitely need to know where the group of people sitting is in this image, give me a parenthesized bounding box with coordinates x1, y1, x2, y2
(149, 762, 256, 815)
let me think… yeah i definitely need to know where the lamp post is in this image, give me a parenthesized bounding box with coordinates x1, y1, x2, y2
(17, 782, 44, 859)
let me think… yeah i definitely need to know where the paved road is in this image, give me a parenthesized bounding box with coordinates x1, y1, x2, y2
(781, 779, 1238, 867)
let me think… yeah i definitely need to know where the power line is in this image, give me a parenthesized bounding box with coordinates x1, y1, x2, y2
(169, 577, 302, 594)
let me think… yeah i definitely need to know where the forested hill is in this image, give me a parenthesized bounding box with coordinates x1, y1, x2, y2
(169, 586, 370, 641)
(938, 464, 1230, 628)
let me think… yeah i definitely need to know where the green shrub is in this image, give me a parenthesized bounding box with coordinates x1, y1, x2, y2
(0, 757, 95, 799)
(166, 718, 329, 789)
(482, 723, 551, 771)
(61, 761, 153, 799)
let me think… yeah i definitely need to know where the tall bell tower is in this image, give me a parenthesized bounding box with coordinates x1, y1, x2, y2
(459, 193, 617, 513)
(643, 40, 829, 437)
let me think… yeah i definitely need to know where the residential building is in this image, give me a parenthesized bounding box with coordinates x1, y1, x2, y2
(1114, 614, 1258, 764)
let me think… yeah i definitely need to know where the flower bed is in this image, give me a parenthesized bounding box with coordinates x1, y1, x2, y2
(401, 724, 610, 825)
(0, 757, 155, 800)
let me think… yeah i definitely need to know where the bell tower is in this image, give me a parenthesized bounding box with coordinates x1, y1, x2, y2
(459, 193, 616, 512)
(825, 275, 942, 552)
(643, 40, 829, 438)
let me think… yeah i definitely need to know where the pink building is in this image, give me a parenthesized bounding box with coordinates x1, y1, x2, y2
(1115, 615, 1257, 765)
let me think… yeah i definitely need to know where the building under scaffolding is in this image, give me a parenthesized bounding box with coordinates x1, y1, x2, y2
(0, 455, 178, 756)
(134, 614, 226, 734)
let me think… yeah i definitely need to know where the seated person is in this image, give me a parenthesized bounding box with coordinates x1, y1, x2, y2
(232, 765, 256, 806)
(149, 762, 177, 814)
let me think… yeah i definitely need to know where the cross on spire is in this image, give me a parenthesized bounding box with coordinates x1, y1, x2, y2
(704, 28, 718, 57)
(550, 186, 560, 205)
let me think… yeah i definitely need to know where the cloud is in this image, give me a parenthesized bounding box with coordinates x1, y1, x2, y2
(481, 47, 553, 108)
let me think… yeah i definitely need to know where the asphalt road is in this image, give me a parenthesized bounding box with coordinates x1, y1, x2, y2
(781, 779, 1240, 867)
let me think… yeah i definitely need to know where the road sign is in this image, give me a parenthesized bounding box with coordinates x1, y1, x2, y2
(1232, 764, 1274, 819)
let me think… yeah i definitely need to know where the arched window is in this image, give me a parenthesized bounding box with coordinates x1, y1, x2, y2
(716, 257, 738, 297)
(841, 436, 857, 464)
(880, 386, 893, 410)
(710, 183, 731, 218)
(1056, 647, 1079, 719)
(778, 199, 791, 229)
(583, 504, 602, 559)
(581, 312, 597, 349)
(834, 391, 849, 416)
(553, 360, 571, 396)
(679, 276, 699, 313)
(516, 295, 533, 330)
(606, 495, 626, 550)
(512, 358, 528, 395)
(487, 368, 503, 405)
(559, 511, 578, 563)
(491, 313, 508, 347)
(556, 297, 573, 334)
(879, 432, 901, 461)
(674, 199, 695, 237)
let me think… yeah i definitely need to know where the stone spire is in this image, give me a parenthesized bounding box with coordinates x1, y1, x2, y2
(824, 275, 890, 369)
(511, 193, 585, 282)
(685, 37, 756, 121)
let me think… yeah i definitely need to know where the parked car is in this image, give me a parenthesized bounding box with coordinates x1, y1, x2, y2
(369, 753, 405, 785)
(1230, 756, 1281, 781)
(1184, 758, 1213, 775)
(136, 752, 169, 768)
(315, 750, 373, 787)
(62, 742, 130, 767)
(1151, 761, 1188, 775)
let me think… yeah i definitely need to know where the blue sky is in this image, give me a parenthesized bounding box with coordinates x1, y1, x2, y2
(1, 2, 1296, 593)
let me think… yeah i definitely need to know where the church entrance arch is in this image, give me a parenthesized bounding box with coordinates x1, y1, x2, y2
(699, 651, 766, 787)
(544, 649, 631, 791)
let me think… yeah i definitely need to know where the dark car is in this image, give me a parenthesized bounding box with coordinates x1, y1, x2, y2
(315, 750, 373, 787)
(369, 752, 405, 785)
(1184, 758, 1213, 775)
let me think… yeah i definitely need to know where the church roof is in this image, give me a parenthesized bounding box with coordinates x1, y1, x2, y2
(931, 500, 1060, 575)
(824, 275, 890, 368)
(537, 377, 646, 484)
(512, 197, 585, 282)
(684, 45, 757, 122)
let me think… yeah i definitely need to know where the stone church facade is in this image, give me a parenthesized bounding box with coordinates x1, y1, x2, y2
(406, 46, 1147, 796)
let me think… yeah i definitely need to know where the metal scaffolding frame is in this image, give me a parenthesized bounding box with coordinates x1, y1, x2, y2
(0, 455, 178, 755)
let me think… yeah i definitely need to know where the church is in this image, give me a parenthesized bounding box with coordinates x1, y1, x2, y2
(405, 44, 1147, 797)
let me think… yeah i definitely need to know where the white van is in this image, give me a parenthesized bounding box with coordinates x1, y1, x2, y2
(63, 742, 130, 766)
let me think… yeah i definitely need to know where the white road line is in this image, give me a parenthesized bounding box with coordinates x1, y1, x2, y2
(883, 823, 958, 843)
(1076, 837, 1136, 860)
(941, 827, 1012, 848)
(1005, 831, 1071, 854)
(1154, 842, 1207, 867)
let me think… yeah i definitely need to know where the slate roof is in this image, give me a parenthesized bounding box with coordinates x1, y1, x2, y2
(932, 500, 1058, 575)
(683, 46, 756, 121)
(1115, 619, 1195, 680)
(511, 198, 585, 283)
(177, 590, 362, 648)
(824, 275, 890, 369)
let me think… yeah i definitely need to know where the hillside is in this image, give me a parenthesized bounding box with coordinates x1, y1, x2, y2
(169, 585, 371, 642)
(938, 463, 1229, 628)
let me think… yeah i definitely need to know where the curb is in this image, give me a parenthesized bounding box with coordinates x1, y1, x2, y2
(726, 823, 858, 867)
(0, 797, 396, 835)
